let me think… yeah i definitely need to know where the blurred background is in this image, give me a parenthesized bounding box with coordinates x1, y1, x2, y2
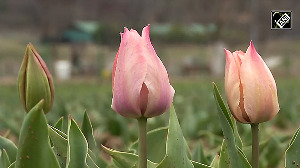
(1, 0, 300, 167)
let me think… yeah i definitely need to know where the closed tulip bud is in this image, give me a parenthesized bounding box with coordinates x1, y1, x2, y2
(112, 25, 175, 118)
(18, 43, 54, 114)
(224, 41, 279, 123)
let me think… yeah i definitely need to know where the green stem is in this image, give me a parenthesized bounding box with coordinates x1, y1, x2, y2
(251, 123, 259, 168)
(138, 117, 147, 168)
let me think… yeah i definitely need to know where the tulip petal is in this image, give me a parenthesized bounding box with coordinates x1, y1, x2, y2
(112, 28, 147, 118)
(141, 25, 175, 118)
(224, 49, 248, 123)
(240, 41, 279, 123)
(18, 45, 30, 110)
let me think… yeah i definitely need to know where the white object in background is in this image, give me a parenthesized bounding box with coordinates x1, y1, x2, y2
(54, 60, 71, 80)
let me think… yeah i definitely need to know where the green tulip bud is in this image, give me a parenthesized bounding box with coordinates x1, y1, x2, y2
(18, 43, 54, 114)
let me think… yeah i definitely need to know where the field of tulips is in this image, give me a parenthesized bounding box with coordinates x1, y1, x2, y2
(1, 76, 300, 167)
(1, 26, 300, 168)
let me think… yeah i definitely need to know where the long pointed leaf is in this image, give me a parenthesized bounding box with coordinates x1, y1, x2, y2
(156, 104, 194, 168)
(66, 116, 89, 168)
(54, 117, 64, 131)
(285, 126, 300, 168)
(212, 83, 250, 168)
(82, 111, 97, 149)
(48, 125, 68, 168)
(0, 136, 17, 163)
(102, 145, 157, 168)
(192, 160, 213, 168)
(15, 100, 60, 168)
(1, 149, 11, 168)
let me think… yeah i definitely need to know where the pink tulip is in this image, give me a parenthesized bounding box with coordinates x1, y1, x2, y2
(112, 25, 175, 118)
(224, 41, 279, 123)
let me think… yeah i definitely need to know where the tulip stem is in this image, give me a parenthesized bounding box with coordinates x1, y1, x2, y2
(138, 117, 147, 168)
(251, 123, 259, 168)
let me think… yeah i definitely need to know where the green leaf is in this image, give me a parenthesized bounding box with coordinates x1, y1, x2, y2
(192, 160, 213, 168)
(210, 154, 219, 168)
(15, 100, 60, 168)
(219, 140, 230, 168)
(212, 83, 234, 130)
(54, 116, 64, 131)
(49, 124, 100, 168)
(129, 127, 168, 163)
(0, 136, 17, 163)
(48, 125, 68, 168)
(192, 142, 209, 165)
(1, 149, 11, 168)
(82, 111, 97, 149)
(236, 146, 251, 168)
(66, 116, 89, 168)
(156, 104, 194, 168)
(285, 126, 300, 168)
(212, 83, 250, 168)
(8, 161, 15, 168)
(233, 121, 243, 148)
(102, 145, 157, 168)
(86, 153, 100, 168)
(260, 137, 283, 167)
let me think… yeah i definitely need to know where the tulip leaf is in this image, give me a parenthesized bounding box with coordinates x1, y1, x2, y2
(192, 142, 209, 165)
(0, 136, 17, 163)
(49, 124, 99, 168)
(48, 125, 68, 168)
(191, 160, 213, 168)
(129, 127, 168, 163)
(8, 161, 15, 168)
(102, 145, 157, 168)
(66, 116, 89, 168)
(219, 140, 230, 168)
(233, 120, 243, 148)
(15, 100, 60, 168)
(54, 116, 64, 131)
(1, 149, 11, 168)
(82, 111, 97, 149)
(285, 126, 300, 168)
(86, 150, 100, 168)
(210, 154, 219, 168)
(212, 83, 251, 168)
(156, 104, 194, 168)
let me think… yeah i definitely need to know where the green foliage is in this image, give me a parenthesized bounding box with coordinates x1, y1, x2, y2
(54, 117, 64, 131)
(66, 117, 89, 168)
(0, 136, 17, 163)
(212, 83, 251, 168)
(48, 125, 68, 167)
(103, 104, 212, 168)
(0, 149, 11, 168)
(192, 142, 209, 165)
(156, 104, 194, 168)
(285, 126, 300, 168)
(15, 100, 60, 168)
(102, 145, 157, 168)
(1, 79, 300, 168)
(129, 127, 168, 163)
(82, 111, 97, 150)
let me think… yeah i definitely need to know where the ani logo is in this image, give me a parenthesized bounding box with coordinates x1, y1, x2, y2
(271, 11, 292, 29)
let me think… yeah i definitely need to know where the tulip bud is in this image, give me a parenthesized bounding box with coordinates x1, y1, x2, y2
(224, 41, 279, 123)
(112, 25, 175, 118)
(18, 43, 54, 114)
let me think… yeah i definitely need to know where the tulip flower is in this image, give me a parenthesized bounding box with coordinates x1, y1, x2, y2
(224, 41, 279, 124)
(112, 25, 175, 119)
(18, 43, 54, 114)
